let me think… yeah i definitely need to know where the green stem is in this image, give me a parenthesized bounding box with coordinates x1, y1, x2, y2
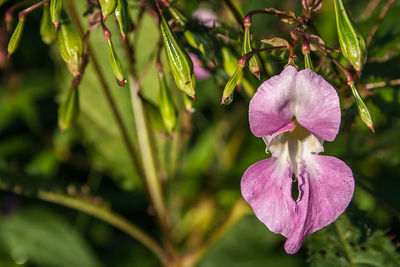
(37, 191, 169, 265)
(64, 0, 145, 180)
(334, 220, 354, 265)
(128, 76, 167, 230)
(181, 200, 250, 267)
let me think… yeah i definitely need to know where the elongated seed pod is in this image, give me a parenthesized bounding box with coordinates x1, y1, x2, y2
(103, 27, 125, 86)
(40, 4, 56, 44)
(242, 25, 260, 80)
(222, 47, 238, 76)
(99, 0, 117, 22)
(115, 0, 133, 41)
(50, 0, 62, 31)
(160, 15, 196, 98)
(334, 0, 366, 72)
(158, 70, 176, 133)
(7, 18, 25, 57)
(221, 60, 245, 104)
(58, 86, 79, 131)
(350, 83, 374, 132)
(57, 15, 83, 77)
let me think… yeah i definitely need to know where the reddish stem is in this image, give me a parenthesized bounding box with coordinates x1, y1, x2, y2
(18, 0, 49, 20)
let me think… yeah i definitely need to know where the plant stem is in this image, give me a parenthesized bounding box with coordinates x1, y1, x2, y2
(223, 0, 244, 29)
(334, 220, 355, 265)
(18, 0, 49, 20)
(64, 0, 145, 180)
(128, 76, 168, 234)
(181, 200, 250, 267)
(364, 78, 400, 89)
(366, 0, 395, 46)
(37, 191, 169, 265)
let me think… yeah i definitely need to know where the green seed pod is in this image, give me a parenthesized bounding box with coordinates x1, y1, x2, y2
(50, 0, 62, 31)
(221, 47, 238, 76)
(58, 86, 79, 131)
(168, 6, 187, 27)
(243, 25, 260, 80)
(103, 27, 125, 86)
(158, 70, 176, 133)
(183, 30, 206, 55)
(7, 18, 25, 57)
(57, 15, 83, 77)
(115, 0, 133, 41)
(221, 60, 244, 104)
(40, 4, 56, 44)
(334, 0, 367, 72)
(160, 15, 196, 98)
(350, 83, 374, 132)
(99, 0, 117, 22)
(184, 94, 194, 112)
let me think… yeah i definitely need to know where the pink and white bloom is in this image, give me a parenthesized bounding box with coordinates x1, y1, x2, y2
(241, 66, 354, 254)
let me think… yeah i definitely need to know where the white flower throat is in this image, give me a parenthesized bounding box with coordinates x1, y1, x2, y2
(263, 121, 324, 175)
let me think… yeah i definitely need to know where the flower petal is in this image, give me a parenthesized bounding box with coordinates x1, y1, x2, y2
(249, 66, 341, 141)
(284, 155, 354, 254)
(241, 158, 296, 238)
(294, 69, 341, 141)
(249, 66, 297, 137)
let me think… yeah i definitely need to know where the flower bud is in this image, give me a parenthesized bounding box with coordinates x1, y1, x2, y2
(160, 15, 196, 98)
(50, 0, 62, 31)
(334, 0, 367, 72)
(57, 15, 83, 77)
(115, 0, 133, 41)
(158, 70, 176, 133)
(350, 83, 374, 132)
(221, 59, 245, 104)
(99, 0, 117, 22)
(58, 86, 79, 131)
(103, 27, 125, 86)
(40, 4, 56, 44)
(7, 18, 24, 57)
(243, 24, 260, 80)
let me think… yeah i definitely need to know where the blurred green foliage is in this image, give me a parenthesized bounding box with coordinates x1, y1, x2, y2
(1, 0, 400, 266)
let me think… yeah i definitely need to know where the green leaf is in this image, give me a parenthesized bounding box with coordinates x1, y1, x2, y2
(0, 208, 102, 267)
(308, 212, 400, 267)
(198, 216, 305, 267)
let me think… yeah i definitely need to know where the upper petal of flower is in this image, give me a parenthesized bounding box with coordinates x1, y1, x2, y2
(284, 155, 355, 254)
(249, 66, 341, 141)
(294, 69, 341, 141)
(249, 66, 297, 137)
(241, 158, 296, 238)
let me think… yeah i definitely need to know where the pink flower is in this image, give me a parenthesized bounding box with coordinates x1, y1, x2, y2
(189, 53, 210, 80)
(192, 8, 219, 28)
(241, 66, 354, 254)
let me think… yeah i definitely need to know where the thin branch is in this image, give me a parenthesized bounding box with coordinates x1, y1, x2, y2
(181, 200, 250, 267)
(64, 0, 145, 181)
(361, 0, 382, 20)
(37, 191, 169, 265)
(18, 0, 49, 20)
(223, 0, 244, 29)
(363, 78, 400, 90)
(334, 221, 355, 264)
(366, 0, 395, 46)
